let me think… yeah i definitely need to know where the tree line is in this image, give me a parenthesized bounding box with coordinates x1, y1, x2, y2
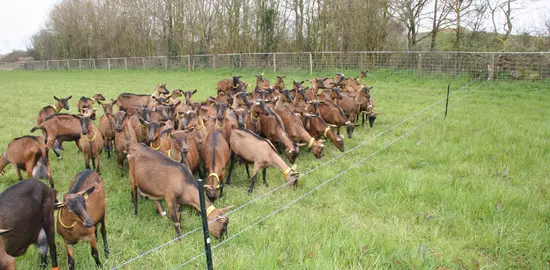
(21, 0, 550, 60)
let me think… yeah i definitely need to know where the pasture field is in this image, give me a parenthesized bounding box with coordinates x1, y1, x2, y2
(0, 69, 549, 269)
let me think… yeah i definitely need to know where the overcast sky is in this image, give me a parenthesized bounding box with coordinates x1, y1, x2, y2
(0, 0, 548, 54)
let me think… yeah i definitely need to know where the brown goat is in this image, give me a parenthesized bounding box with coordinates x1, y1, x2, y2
(360, 95, 380, 128)
(115, 84, 169, 112)
(273, 76, 286, 91)
(55, 170, 108, 270)
(201, 131, 230, 202)
(77, 93, 106, 114)
(259, 106, 301, 164)
(228, 129, 299, 194)
(179, 110, 208, 150)
(313, 100, 356, 139)
(182, 89, 197, 104)
(98, 100, 116, 159)
(127, 142, 231, 238)
(356, 70, 368, 83)
(78, 109, 104, 173)
(113, 111, 138, 169)
(302, 113, 345, 152)
(0, 179, 58, 269)
(255, 73, 270, 90)
(333, 87, 371, 124)
(275, 106, 323, 158)
(217, 76, 248, 94)
(30, 113, 82, 159)
(37, 95, 72, 125)
(311, 73, 345, 91)
(0, 135, 54, 188)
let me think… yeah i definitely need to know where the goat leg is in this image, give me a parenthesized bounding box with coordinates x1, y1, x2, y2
(88, 235, 102, 266)
(262, 168, 268, 187)
(225, 152, 236, 185)
(65, 243, 75, 270)
(35, 228, 48, 267)
(85, 155, 91, 170)
(15, 167, 23, 181)
(245, 163, 251, 178)
(100, 216, 109, 258)
(248, 173, 258, 194)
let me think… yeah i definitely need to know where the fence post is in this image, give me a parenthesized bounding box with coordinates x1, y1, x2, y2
(213, 55, 216, 71)
(239, 54, 242, 68)
(187, 55, 191, 72)
(124, 58, 128, 70)
(309, 52, 313, 75)
(417, 53, 422, 79)
(273, 53, 276, 73)
(66, 60, 70, 70)
(92, 59, 96, 69)
(445, 85, 450, 118)
(489, 53, 495, 81)
(197, 179, 214, 270)
(164, 56, 168, 71)
(79, 59, 82, 70)
(142, 58, 146, 70)
(56, 61, 59, 70)
(108, 59, 111, 71)
(46, 60, 50, 70)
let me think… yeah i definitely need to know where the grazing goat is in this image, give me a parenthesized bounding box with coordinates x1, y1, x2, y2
(275, 106, 324, 158)
(115, 84, 169, 111)
(30, 113, 82, 159)
(0, 135, 54, 188)
(127, 143, 231, 238)
(302, 113, 345, 152)
(0, 179, 58, 269)
(201, 131, 230, 201)
(37, 95, 72, 125)
(77, 93, 105, 114)
(311, 73, 345, 91)
(228, 129, 299, 194)
(55, 170, 108, 270)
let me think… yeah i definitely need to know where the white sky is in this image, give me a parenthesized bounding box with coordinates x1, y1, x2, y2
(0, 0, 548, 54)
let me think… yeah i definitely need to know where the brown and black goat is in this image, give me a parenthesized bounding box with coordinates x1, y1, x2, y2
(77, 93, 106, 114)
(259, 106, 301, 164)
(275, 106, 323, 158)
(0, 135, 54, 188)
(302, 113, 345, 152)
(77, 109, 103, 173)
(311, 73, 345, 91)
(30, 113, 82, 159)
(98, 100, 116, 159)
(201, 131, 230, 201)
(113, 111, 138, 169)
(217, 75, 248, 94)
(37, 95, 72, 125)
(115, 83, 169, 111)
(0, 179, 58, 269)
(312, 99, 356, 139)
(55, 170, 108, 270)
(127, 142, 232, 238)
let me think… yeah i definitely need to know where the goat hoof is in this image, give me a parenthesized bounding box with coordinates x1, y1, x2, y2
(58, 156, 62, 160)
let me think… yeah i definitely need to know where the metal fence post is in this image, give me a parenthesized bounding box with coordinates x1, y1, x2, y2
(213, 54, 216, 71)
(309, 52, 313, 74)
(79, 59, 82, 70)
(187, 55, 191, 72)
(92, 59, 96, 69)
(164, 56, 168, 71)
(417, 53, 422, 79)
(197, 179, 214, 270)
(239, 54, 242, 68)
(142, 58, 146, 70)
(124, 58, 128, 70)
(46, 60, 50, 70)
(108, 59, 111, 71)
(273, 53, 276, 72)
(66, 60, 70, 70)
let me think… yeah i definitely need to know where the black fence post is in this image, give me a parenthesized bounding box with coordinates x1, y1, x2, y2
(445, 84, 450, 118)
(197, 179, 214, 270)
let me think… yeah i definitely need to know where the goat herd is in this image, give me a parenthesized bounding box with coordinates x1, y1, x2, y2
(0, 71, 378, 269)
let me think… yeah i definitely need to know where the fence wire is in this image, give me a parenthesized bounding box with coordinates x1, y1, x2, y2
(2, 52, 549, 81)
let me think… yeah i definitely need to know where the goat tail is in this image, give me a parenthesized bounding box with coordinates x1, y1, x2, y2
(30, 126, 48, 139)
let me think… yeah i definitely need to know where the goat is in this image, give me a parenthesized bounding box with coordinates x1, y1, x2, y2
(98, 100, 116, 159)
(201, 131, 230, 202)
(55, 170, 108, 270)
(115, 84, 169, 111)
(37, 95, 72, 125)
(0, 179, 58, 269)
(228, 129, 299, 194)
(30, 113, 82, 159)
(302, 113, 345, 152)
(127, 142, 231, 238)
(77, 109, 103, 173)
(274, 106, 323, 158)
(0, 135, 54, 188)
(113, 111, 138, 170)
(255, 73, 270, 90)
(311, 73, 345, 91)
(312, 99, 356, 139)
(217, 75, 247, 94)
(77, 93, 106, 114)
(259, 105, 301, 164)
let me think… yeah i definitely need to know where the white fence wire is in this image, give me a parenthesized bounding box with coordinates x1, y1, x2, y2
(1, 51, 549, 81)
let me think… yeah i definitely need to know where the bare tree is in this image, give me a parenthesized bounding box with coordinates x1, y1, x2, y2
(391, 0, 431, 50)
(429, 0, 453, 50)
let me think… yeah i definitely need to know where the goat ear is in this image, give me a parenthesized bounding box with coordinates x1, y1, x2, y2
(54, 96, 59, 101)
(67, 95, 72, 100)
(220, 205, 234, 214)
(79, 185, 96, 199)
(300, 81, 305, 85)
(192, 89, 197, 95)
(54, 202, 65, 209)
(138, 117, 148, 126)
(175, 100, 182, 106)
(97, 100, 103, 105)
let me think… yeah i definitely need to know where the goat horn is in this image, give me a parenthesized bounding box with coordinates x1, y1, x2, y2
(329, 124, 337, 128)
(0, 228, 12, 234)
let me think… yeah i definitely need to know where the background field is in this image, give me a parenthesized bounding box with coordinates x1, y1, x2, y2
(0, 69, 548, 269)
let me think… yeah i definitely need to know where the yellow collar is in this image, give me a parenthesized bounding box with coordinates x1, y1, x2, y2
(233, 83, 240, 89)
(307, 137, 315, 148)
(58, 208, 77, 229)
(195, 118, 205, 130)
(150, 138, 162, 150)
(204, 173, 220, 189)
(283, 167, 292, 178)
(250, 110, 260, 123)
(49, 104, 58, 111)
(216, 120, 225, 131)
(90, 97, 96, 103)
(323, 126, 331, 138)
(167, 149, 181, 162)
(85, 130, 97, 142)
(206, 205, 216, 217)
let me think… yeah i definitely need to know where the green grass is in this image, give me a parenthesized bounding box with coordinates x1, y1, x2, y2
(0, 69, 548, 269)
